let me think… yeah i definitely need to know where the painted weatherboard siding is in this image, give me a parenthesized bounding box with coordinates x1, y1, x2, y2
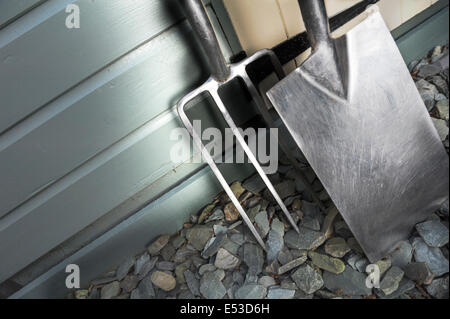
(396, 5, 449, 64)
(0, 0, 243, 284)
(0, 0, 44, 27)
(0, 24, 205, 218)
(0, 0, 187, 134)
(0, 2, 233, 219)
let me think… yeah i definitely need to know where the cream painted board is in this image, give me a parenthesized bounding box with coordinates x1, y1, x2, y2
(277, 0, 305, 37)
(225, 0, 436, 56)
(223, 0, 287, 54)
(325, 0, 363, 15)
(377, 0, 403, 30)
(277, 0, 362, 37)
(401, 0, 432, 22)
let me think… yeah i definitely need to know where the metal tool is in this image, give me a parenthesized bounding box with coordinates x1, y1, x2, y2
(177, 0, 304, 248)
(267, 0, 449, 262)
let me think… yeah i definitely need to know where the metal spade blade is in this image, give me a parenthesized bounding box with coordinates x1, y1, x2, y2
(267, 1, 449, 262)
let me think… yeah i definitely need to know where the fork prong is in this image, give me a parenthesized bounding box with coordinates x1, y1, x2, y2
(237, 50, 327, 212)
(177, 93, 267, 249)
(209, 89, 300, 234)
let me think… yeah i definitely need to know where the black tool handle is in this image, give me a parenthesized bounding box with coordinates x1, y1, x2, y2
(298, 0, 332, 50)
(183, 0, 230, 82)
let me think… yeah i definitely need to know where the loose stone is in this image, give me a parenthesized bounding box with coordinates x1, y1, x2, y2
(267, 288, 295, 299)
(375, 259, 392, 277)
(254, 211, 270, 238)
(379, 266, 404, 296)
(116, 256, 135, 281)
(147, 235, 171, 255)
(120, 275, 140, 293)
(151, 271, 177, 292)
(404, 262, 434, 285)
(234, 284, 267, 299)
(425, 276, 449, 299)
(284, 227, 326, 250)
(134, 276, 155, 299)
(202, 232, 227, 258)
(302, 216, 321, 231)
(325, 237, 351, 258)
(137, 257, 158, 280)
(334, 221, 353, 238)
(416, 220, 449, 248)
(198, 264, 216, 276)
(309, 251, 346, 274)
(323, 268, 372, 296)
(101, 281, 121, 299)
(157, 261, 176, 271)
(184, 270, 200, 296)
(243, 243, 265, 275)
(258, 276, 276, 288)
(198, 203, 215, 224)
(278, 256, 308, 275)
(134, 252, 150, 275)
(214, 248, 240, 270)
(412, 237, 449, 277)
(205, 209, 224, 223)
(389, 241, 413, 268)
(243, 174, 266, 194)
(186, 225, 214, 251)
(291, 264, 324, 295)
(224, 202, 240, 222)
(200, 270, 226, 299)
(161, 243, 176, 261)
(266, 218, 285, 262)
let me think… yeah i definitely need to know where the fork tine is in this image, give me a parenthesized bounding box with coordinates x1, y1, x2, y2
(209, 89, 300, 234)
(177, 94, 267, 249)
(237, 51, 327, 212)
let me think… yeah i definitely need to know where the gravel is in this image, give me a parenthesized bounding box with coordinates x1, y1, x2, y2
(284, 227, 326, 250)
(416, 220, 449, 248)
(234, 284, 267, 299)
(266, 218, 285, 262)
(291, 264, 324, 295)
(278, 256, 307, 275)
(243, 243, 265, 276)
(412, 237, 449, 277)
(389, 241, 413, 269)
(267, 288, 296, 299)
(200, 269, 226, 299)
(426, 276, 449, 299)
(324, 237, 351, 258)
(323, 267, 372, 297)
(214, 248, 240, 270)
(403, 262, 434, 285)
(151, 271, 176, 292)
(101, 281, 121, 299)
(75, 46, 449, 299)
(147, 235, 171, 256)
(309, 251, 346, 274)
(379, 266, 404, 296)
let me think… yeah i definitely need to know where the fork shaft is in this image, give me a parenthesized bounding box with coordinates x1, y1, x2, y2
(183, 0, 230, 82)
